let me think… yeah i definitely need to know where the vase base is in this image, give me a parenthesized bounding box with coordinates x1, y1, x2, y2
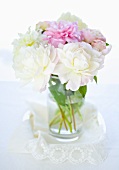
(49, 128, 82, 142)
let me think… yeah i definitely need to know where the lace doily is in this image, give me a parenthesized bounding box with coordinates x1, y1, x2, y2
(21, 101, 108, 164)
(8, 101, 107, 164)
(26, 133, 107, 164)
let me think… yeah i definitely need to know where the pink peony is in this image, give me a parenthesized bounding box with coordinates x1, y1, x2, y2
(91, 39, 106, 51)
(44, 21, 84, 48)
(82, 29, 106, 43)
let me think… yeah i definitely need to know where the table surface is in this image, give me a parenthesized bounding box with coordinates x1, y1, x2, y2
(0, 81, 119, 170)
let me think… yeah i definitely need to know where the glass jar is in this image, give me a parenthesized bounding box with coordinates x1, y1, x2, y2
(47, 76, 84, 140)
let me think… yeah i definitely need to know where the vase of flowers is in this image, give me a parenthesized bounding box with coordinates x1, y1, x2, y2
(12, 12, 111, 139)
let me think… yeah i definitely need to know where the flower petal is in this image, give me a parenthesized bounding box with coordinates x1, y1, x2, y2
(66, 73, 81, 91)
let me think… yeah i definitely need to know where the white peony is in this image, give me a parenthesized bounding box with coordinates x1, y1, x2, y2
(54, 42, 104, 91)
(12, 28, 45, 56)
(57, 12, 87, 30)
(13, 45, 57, 92)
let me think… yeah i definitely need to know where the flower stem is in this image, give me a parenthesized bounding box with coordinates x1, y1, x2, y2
(77, 107, 83, 120)
(67, 99, 72, 123)
(58, 104, 68, 131)
(58, 104, 73, 133)
(69, 96, 76, 131)
(58, 119, 63, 134)
(49, 112, 60, 127)
(64, 115, 72, 132)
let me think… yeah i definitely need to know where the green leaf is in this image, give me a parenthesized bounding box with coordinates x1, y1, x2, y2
(74, 90, 82, 98)
(94, 76, 97, 83)
(79, 85, 87, 98)
(106, 43, 109, 46)
(49, 83, 66, 106)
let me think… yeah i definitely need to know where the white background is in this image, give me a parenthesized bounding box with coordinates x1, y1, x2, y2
(0, 0, 118, 83)
(0, 2, 119, 169)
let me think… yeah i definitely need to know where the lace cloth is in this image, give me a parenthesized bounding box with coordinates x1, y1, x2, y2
(9, 101, 107, 164)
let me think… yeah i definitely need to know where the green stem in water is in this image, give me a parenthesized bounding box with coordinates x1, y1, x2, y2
(67, 98, 72, 123)
(58, 104, 72, 132)
(49, 112, 60, 127)
(58, 104, 68, 131)
(58, 119, 63, 134)
(49, 104, 72, 133)
(77, 107, 83, 120)
(69, 96, 76, 131)
(64, 115, 72, 133)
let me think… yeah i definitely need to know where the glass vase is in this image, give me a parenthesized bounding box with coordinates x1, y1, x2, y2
(47, 76, 84, 140)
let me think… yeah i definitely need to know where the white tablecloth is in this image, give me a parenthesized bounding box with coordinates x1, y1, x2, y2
(0, 81, 119, 170)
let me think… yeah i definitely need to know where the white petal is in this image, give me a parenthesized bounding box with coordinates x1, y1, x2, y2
(66, 73, 81, 91)
(53, 63, 70, 75)
(44, 63, 56, 74)
(102, 45, 112, 55)
(59, 72, 70, 84)
(80, 75, 90, 86)
(33, 75, 50, 92)
(89, 61, 100, 72)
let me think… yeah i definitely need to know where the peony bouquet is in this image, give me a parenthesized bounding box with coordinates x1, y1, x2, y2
(12, 12, 111, 137)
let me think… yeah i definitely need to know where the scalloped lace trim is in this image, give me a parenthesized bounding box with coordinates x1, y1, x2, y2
(26, 135, 107, 164)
